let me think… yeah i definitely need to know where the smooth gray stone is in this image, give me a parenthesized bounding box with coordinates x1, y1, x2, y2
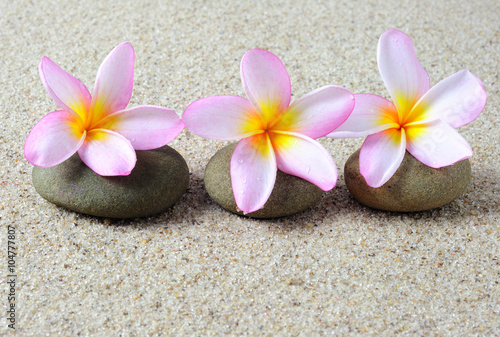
(344, 149, 471, 212)
(204, 143, 323, 218)
(32, 146, 189, 218)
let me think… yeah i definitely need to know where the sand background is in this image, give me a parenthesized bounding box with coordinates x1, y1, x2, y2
(0, 0, 498, 335)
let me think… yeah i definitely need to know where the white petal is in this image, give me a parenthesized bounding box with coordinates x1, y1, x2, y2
(240, 49, 291, 122)
(378, 29, 430, 117)
(273, 85, 355, 139)
(407, 70, 487, 128)
(102, 105, 184, 150)
(24, 110, 85, 167)
(230, 134, 277, 213)
(405, 119, 472, 168)
(359, 128, 406, 188)
(328, 93, 399, 138)
(91, 42, 135, 121)
(271, 131, 337, 190)
(39, 57, 91, 121)
(78, 129, 136, 176)
(183, 96, 261, 140)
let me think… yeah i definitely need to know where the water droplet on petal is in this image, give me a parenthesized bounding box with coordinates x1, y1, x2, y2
(256, 177, 261, 181)
(240, 190, 245, 194)
(243, 178, 247, 184)
(238, 159, 244, 164)
(305, 166, 311, 174)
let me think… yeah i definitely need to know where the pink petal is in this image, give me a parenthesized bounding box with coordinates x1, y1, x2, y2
(183, 96, 262, 140)
(240, 49, 291, 122)
(100, 105, 184, 150)
(91, 42, 135, 121)
(270, 131, 337, 190)
(378, 29, 430, 118)
(407, 70, 487, 128)
(273, 85, 355, 139)
(405, 119, 472, 168)
(230, 133, 277, 213)
(77, 129, 136, 176)
(328, 94, 399, 138)
(24, 110, 85, 167)
(39, 57, 91, 121)
(359, 128, 406, 188)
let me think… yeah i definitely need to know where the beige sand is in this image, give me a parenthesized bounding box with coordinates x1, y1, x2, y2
(1, 0, 498, 335)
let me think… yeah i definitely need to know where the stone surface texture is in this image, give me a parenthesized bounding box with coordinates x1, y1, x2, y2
(204, 143, 323, 218)
(32, 146, 189, 218)
(344, 149, 472, 212)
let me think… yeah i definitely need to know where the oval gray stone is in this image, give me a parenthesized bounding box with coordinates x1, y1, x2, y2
(204, 143, 323, 218)
(32, 145, 189, 218)
(344, 149, 471, 212)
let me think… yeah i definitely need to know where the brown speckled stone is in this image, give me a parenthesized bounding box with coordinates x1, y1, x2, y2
(344, 149, 471, 212)
(32, 145, 189, 218)
(204, 143, 323, 218)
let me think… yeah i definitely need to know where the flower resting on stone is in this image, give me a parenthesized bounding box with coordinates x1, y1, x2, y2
(328, 29, 487, 188)
(25, 42, 184, 176)
(183, 49, 354, 213)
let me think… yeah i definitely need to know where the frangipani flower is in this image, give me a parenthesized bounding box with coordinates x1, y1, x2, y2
(183, 49, 354, 213)
(329, 29, 487, 188)
(25, 42, 184, 176)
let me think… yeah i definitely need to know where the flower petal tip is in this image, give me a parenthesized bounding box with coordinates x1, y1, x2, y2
(230, 136, 277, 214)
(91, 42, 135, 116)
(24, 110, 85, 167)
(183, 96, 257, 140)
(240, 48, 291, 116)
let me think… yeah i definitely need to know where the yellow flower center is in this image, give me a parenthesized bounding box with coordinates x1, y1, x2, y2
(380, 93, 429, 140)
(68, 96, 112, 141)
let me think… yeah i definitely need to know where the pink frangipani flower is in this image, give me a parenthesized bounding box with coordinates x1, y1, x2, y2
(25, 42, 184, 176)
(329, 29, 487, 188)
(183, 49, 354, 213)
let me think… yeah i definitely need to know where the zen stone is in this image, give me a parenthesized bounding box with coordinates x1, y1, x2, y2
(344, 149, 471, 212)
(204, 143, 323, 218)
(32, 146, 189, 218)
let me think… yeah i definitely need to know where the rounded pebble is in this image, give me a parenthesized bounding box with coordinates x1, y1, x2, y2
(32, 146, 189, 218)
(204, 143, 323, 218)
(344, 149, 471, 212)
